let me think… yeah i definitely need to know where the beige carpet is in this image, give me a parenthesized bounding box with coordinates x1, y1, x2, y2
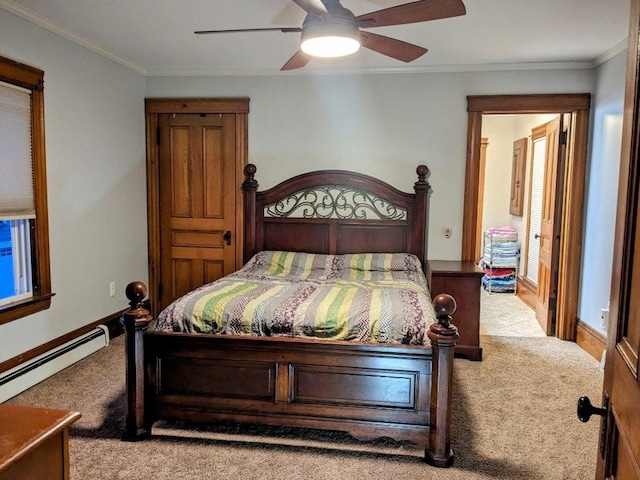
(6, 294, 603, 479)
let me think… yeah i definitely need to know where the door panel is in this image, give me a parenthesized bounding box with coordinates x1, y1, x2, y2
(594, 1, 640, 477)
(509, 137, 527, 216)
(536, 118, 561, 335)
(159, 113, 237, 309)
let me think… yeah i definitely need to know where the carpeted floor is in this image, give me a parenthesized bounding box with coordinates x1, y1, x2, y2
(6, 294, 603, 479)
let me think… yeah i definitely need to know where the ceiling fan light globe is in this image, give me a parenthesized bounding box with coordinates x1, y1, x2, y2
(300, 10, 361, 58)
(301, 35, 360, 57)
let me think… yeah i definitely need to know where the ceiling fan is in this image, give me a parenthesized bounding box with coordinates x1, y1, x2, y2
(195, 0, 466, 71)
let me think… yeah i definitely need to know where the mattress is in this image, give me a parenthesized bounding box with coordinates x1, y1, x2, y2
(155, 250, 436, 345)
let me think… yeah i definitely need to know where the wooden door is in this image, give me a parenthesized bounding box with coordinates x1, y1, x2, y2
(145, 98, 249, 315)
(157, 112, 238, 310)
(589, 1, 640, 477)
(536, 117, 562, 335)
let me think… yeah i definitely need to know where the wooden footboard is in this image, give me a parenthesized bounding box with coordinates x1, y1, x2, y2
(122, 282, 458, 467)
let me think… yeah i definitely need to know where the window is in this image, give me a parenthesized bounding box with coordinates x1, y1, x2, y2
(0, 55, 52, 324)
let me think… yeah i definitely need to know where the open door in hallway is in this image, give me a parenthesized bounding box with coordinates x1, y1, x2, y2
(535, 117, 562, 336)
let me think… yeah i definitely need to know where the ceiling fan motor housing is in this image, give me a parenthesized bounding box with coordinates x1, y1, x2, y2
(301, 3, 361, 57)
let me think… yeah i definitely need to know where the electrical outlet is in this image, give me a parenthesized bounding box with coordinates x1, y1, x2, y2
(600, 306, 609, 330)
(109, 281, 116, 297)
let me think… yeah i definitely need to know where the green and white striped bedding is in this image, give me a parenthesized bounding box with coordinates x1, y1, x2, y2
(155, 251, 436, 345)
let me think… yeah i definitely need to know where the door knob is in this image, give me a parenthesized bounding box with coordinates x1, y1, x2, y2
(577, 396, 606, 422)
(223, 230, 232, 246)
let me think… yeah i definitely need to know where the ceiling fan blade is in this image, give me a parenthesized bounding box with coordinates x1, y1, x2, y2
(292, 0, 330, 17)
(355, 0, 466, 28)
(195, 27, 301, 34)
(281, 50, 312, 71)
(360, 31, 427, 62)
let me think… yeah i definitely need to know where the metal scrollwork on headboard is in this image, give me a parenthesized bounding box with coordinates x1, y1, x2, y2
(264, 185, 407, 220)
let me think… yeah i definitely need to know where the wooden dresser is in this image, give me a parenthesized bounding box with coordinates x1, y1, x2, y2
(0, 404, 81, 480)
(428, 260, 483, 361)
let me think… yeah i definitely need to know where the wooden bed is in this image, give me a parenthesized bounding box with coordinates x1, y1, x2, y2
(122, 164, 459, 467)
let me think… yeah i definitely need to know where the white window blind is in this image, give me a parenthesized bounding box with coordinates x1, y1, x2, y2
(0, 81, 34, 220)
(526, 136, 546, 284)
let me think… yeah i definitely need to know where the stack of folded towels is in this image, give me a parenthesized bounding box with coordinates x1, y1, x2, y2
(480, 226, 519, 293)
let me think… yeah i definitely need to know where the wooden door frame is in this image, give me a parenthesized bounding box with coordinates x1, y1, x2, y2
(462, 94, 590, 340)
(145, 98, 249, 315)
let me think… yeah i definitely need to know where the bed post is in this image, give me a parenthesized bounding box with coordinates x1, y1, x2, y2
(121, 281, 153, 441)
(242, 163, 258, 263)
(426, 293, 458, 467)
(412, 164, 431, 267)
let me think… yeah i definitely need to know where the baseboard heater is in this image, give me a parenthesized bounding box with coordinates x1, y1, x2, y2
(0, 325, 109, 403)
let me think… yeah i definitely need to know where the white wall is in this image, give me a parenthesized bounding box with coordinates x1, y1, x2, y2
(480, 115, 517, 234)
(146, 69, 594, 261)
(0, 10, 148, 363)
(0, 5, 620, 364)
(579, 50, 627, 334)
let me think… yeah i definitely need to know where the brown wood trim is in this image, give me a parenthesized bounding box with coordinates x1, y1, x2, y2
(463, 94, 590, 343)
(0, 56, 44, 90)
(145, 112, 161, 318)
(31, 76, 52, 299)
(235, 113, 249, 268)
(467, 94, 591, 114)
(474, 138, 489, 261)
(0, 309, 125, 375)
(0, 294, 54, 326)
(516, 277, 537, 311)
(462, 111, 483, 262)
(575, 318, 606, 361)
(144, 98, 250, 114)
(555, 109, 590, 340)
(0, 55, 52, 326)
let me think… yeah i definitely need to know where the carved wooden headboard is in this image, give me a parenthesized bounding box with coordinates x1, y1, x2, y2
(242, 164, 431, 267)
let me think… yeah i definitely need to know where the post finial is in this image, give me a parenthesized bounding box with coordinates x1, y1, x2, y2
(429, 293, 459, 341)
(243, 163, 258, 190)
(125, 281, 147, 310)
(415, 164, 431, 193)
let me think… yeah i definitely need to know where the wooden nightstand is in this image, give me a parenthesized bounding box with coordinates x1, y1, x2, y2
(0, 404, 81, 480)
(427, 260, 483, 361)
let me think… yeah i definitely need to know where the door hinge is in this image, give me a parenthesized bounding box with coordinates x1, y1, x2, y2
(158, 282, 163, 301)
(156, 126, 161, 146)
(560, 130, 568, 145)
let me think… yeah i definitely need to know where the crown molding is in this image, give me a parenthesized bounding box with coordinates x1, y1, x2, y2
(592, 39, 628, 67)
(147, 60, 595, 77)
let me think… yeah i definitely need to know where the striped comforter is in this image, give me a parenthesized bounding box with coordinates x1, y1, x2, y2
(155, 251, 436, 345)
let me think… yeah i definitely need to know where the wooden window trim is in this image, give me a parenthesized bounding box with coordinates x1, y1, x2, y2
(0, 56, 53, 325)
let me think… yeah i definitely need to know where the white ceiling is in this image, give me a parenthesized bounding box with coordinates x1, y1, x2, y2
(0, 0, 631, 76)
